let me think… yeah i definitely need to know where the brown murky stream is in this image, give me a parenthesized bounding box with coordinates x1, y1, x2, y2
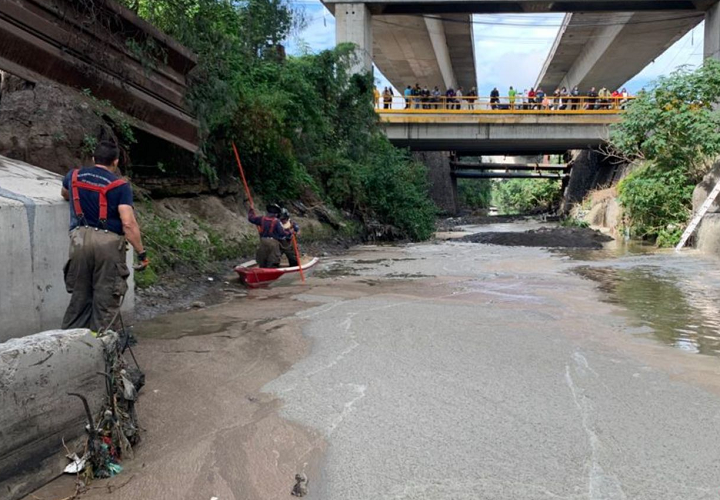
(573, 260, 720, 357)
(26, 219, 720, 500)
(460, 222, 720, 359)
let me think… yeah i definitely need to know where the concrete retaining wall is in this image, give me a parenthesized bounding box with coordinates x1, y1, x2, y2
(0, 329, 115, 500)
(694, 163, 720, 256)
(414, 151, 458, 215)
(697, 214, 720, 255)
(0, 155, 134, 341)
(561, 150, 630, 214)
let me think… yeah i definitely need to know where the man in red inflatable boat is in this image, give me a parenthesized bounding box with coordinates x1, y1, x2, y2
(247, 203, 295, 268)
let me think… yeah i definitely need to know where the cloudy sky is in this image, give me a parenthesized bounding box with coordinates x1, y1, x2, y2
(286, 0, 706, 96)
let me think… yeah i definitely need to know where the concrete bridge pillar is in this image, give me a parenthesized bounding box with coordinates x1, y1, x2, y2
(705, 3, 720, 61)
(335, 4, 373, 74)
(414, 151, 458, 215)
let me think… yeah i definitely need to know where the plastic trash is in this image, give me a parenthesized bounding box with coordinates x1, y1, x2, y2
(64, 453, 87, 474)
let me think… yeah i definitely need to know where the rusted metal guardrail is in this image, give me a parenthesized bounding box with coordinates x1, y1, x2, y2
(0, 0, 199, 151)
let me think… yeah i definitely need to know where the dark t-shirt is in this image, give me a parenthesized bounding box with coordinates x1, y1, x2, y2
(62, 167, 133, 235)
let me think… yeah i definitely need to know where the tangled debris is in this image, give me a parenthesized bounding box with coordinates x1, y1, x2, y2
(65, 331, 144, 489)
(291, 473, 309, 497)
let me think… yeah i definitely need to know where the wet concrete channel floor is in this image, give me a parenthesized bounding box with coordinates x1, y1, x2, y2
(29, 221, 720, 500)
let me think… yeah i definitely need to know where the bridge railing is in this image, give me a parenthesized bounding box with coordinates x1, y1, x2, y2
(375, 95, 633, 113)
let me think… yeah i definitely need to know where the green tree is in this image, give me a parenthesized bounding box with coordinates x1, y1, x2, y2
(457, 179, 492, 210)
(609, 59, 720, 245)
(492, 179, 561, 214)
(119, 0, 436, 242)
(617, 163, 693, 246)
(610, 59, 720, 181)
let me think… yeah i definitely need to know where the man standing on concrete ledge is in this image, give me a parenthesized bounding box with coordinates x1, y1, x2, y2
(60, 141, 148, 331)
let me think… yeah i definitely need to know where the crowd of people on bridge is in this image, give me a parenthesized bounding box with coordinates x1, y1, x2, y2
(374, 84, 633, 111)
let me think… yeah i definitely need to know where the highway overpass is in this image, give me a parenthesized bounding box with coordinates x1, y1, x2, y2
(536, 10, 708, 92)
(378, 106, 623, 213)
(323, 3, 477, 91)
(324, 0, 720, 95)
(381, 111, 620, 154)
(324, 1, 717, 16)
(324, 0, 720, 213)
(372, 14, 477, 92)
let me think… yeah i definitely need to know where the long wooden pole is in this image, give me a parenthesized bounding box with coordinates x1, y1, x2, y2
(232, 141, 261, 236)
(232, 141, 254, 209)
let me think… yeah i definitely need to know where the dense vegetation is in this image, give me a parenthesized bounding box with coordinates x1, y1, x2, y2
(610, 59, 720, 246)
(457, 179, 492, 211)
(456, 175, 561, 215)
(119, 0, 435, 241)
(492, 179, 562, 214)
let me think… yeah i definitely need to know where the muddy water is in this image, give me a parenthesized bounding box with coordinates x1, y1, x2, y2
(264, 230, 720, 499)
(456, 220, 720, 358)
(456, 219, 720, 357)
(570, 253, 720, 357)
(25, 217, 720, 500)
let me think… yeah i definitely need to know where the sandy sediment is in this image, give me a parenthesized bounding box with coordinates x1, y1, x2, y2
(27, 287, 324, 500)
(26, 270, 418, 500)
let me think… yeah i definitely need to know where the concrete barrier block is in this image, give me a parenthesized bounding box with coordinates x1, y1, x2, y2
(0, 154, 134, 342)
(0, 329, 115, 500)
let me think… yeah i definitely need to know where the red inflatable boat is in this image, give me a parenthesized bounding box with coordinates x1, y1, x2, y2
(234, 257, 320, 288)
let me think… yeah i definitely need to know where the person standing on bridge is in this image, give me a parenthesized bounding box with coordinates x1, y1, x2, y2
(559, 87, 569, 110)
(598, 87, 610, 109)
(528, 88, 536, 109)
(413, 84, 422, 109)
(421, 85, 431, 109)
(490, 87, 500, 110)
(445, 87, 456, 110)
(383, 87, 393, 109)
(620, 87, 630, 109)
(373, 86, 380, 108)
(586, 87, 598, 110)
(60, 140, 148, 331)
(404, 85, 412, 109)
(456, 87, 465, 110)
(508, 86, 517, 110)
(571, 86, 580, 110)
(432, 86, 441, 109)
(467, 87, 477, 110)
